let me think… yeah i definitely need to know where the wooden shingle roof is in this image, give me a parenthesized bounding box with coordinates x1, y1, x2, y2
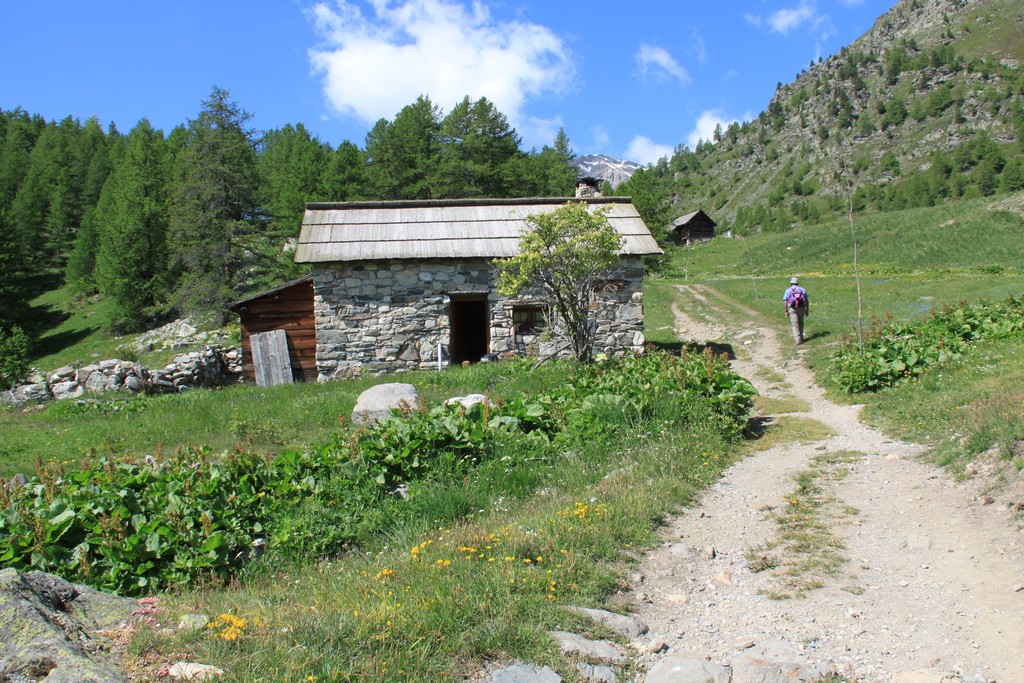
(294, 197, 662, 263)
(672, 209, 716, 228)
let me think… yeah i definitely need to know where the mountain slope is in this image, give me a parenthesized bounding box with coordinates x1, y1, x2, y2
(573, 154, 641, 189)
(655, 0, 1024, 233)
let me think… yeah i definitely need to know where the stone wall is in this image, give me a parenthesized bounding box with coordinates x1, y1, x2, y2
(0, 346, 242, 408)
(311, 256, 647, 380)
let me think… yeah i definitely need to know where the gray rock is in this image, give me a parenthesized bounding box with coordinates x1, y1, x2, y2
(0, 389, 18, 406)
(641, 637, 670, 654)
(0, 568, 137, 682)
(566, 606, 648, 639)
(548, 631, 626, 664)
(14, 382, 51, 403)
(76, 365, 99, 385)
(730, 639, 834, 683)
(51, 381, 85, 401)
(49, 365, 76, 382)
(177, 613, 210, 631)
(669, 543, 696, 559)
(644, 657, 730, 683)
(85, 371, 112, 393)
(352, 383, 418, 424)
(168, 661, 224, 680)
(123, 375, 144, 393)
(577, 662, 618, 682)
(445, 393, 488, 410)
(490, 662, 562, 683)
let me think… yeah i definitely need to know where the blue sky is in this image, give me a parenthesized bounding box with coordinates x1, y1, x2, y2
(1, 0, 895, 165)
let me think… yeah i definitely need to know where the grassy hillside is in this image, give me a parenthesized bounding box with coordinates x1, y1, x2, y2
(666, 191, 1024, 280)
(656, 193, 1024, 477)
(642, 0, 1024, 234)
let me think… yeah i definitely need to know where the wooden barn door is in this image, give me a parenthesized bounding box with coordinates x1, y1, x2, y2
(250, 329, 294, 387)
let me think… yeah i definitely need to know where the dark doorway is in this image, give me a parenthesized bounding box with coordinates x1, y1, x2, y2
(449, 296, 489, 364)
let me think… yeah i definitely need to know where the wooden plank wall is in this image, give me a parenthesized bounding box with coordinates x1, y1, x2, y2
(237, 280, 317, 383)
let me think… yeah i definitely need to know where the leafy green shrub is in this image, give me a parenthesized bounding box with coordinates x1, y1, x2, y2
(0, 350, 754, 595)
(828, 295, 1024, 393)
(0, 326, 30, 390)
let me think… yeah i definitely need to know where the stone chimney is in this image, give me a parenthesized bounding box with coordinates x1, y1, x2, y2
(575, 176, 602, 198)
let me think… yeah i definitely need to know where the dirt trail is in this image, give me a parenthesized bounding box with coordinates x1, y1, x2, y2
(631, 284, 1024, 683)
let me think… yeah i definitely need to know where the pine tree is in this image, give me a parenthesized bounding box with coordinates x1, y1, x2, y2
(95, 119, 170, 332)
(67, 124, 124, 290)
(615, 168, 670, 245)
(259, 123, 333, 237)
(435, 96, 521, 198)
(168, 87, 261, 323)
(365, 96, 441, 199)
(321, 140, 368, 200)
(519, 127, 577, 197)
(0, 109, 45, 214)
(0, 208, 31, 331)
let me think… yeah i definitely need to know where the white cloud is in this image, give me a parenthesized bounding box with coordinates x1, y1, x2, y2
(686, 110, 737, 149)
(688, 27, 707, 65)
(591, 125, 611, 151)
(635, 44, 691, 86)
(746, 1, 834, 40)
(307, 0, 573, 145)
(768, 1, 816, 34)
(811, 13, 836, 42)
(625, 136, 673, 166)
(519, 114, 564, 150)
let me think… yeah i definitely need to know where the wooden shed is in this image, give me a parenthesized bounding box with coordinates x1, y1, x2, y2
(227, 275, 316, 384)
(670, 209, 716, 245)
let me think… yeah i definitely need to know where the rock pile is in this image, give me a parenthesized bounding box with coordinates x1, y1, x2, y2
(0, 346, 242, 408)
(122, 318, 233, 354)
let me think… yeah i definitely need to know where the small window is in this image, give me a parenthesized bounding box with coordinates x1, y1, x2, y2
(512, 306, 547, 334)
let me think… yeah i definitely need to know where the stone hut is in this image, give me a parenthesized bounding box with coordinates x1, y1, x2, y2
(294, 197, 662, 381)
(670, 209, 716, 245)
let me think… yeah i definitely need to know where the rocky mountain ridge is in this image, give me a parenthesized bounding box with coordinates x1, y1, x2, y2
(573, 153, 641, 189)
(653, 0, 1024, 232)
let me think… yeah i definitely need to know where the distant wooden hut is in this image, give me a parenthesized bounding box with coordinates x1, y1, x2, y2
(227, 275, 316, 384)
(670, 209, 716, 245)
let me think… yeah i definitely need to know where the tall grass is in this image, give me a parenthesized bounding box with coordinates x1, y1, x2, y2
(862, 338, 1024, 473)
(0, 361, 574, 479)
(117, 364, 743, 682)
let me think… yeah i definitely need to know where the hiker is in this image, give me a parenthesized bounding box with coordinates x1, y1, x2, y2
(783, 277, 810, 344)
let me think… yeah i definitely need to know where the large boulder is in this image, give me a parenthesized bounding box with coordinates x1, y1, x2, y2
(644, 657, 730, 683)
(352, 383, 418, 424)
(0, 569, 137, 682)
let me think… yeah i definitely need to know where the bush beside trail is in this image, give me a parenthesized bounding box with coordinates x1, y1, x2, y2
(827, 294, 1024, 393)
(0, 350, 754, 596)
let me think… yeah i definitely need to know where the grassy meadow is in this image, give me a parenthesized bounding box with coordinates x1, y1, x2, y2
(1, 192, 1022, 681)
(656, 191, 1024, 473)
